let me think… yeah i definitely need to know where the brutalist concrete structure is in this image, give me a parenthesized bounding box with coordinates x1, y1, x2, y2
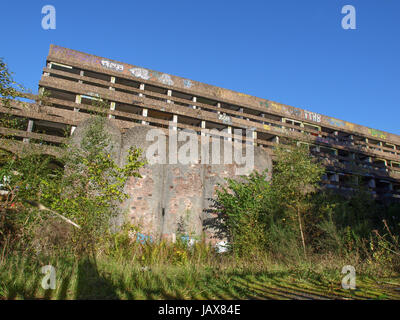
(1, 45, 400, 242)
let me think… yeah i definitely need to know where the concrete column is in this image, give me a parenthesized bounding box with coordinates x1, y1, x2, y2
(142, 108, 148, 125)
(109, 76, 115, 90)
(216, 102, 221, 114)
(192, 97, 197, 109)
(227, 126, 232, 142)
(78, 70, 84, 84)
(23, 120, 34, 143)
(201, 120, 206, 136)
(167, 89, 172, 103)
(334, 131, 339, 142)
(139, 83, 145, 97)
(109, 102, 116, 119)
(261, 113, 265, 125)
(275, 136, 280, 144)
(252, 130, 257, 146)
(239, 107, 244, 119)
(71, 94, 81, 135)
(172, 114, 178, 131)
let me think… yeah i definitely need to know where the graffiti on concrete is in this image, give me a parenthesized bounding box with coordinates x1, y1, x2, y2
(238, 92, 251, 98)
(183, 79, 193, 89)
(328, 118, 345, 127)
(51, 45, 100, 65)
(101, 60, 124, 72)
(181, 235, 196, 247)
(368, 128, 387, 140)
(267, 101, 303, 119)
(327, 118, 355, 131)
(218, 113, 232, 124)
(259, 101, 269, 108)
(304, 110, 322, 123)
(129, 68, 175, 86)
(136, 232, 153, 244)
(129, 67, 151, 80)
(157, 73, 174, 86)
(316, 136, 353, 147)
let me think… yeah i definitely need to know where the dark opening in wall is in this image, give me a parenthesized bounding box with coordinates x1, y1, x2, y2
(81, 80, 109, 89)
(46, 88, 76, 103)
(32, 120, 69, 138)
(115, 77, 141, 88)
(49, 62, 80, 75)
(115, 103, 142, 115)
(83, 69, 111, 82)
(145, 84, 167, 95)
(171, 90, 192, 101)
(147, 109, 174, 122)
(48, 73, 79, 83)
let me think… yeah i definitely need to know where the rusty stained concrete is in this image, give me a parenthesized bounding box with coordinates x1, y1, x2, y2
(71, 120, 272, 243)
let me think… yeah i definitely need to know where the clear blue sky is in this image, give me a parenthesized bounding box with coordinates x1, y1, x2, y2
(1, 0, 399, 135)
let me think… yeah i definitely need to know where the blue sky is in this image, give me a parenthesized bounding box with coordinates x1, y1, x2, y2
(1, 0, 399, 135)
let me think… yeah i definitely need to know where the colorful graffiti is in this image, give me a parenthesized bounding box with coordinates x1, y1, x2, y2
(101, 60, 124, 72)
(327, 118, 355, 131)
(316, 136, 353, 147)
(129, 68, 174, 86)
(328, 118, 345, 127)
(304, 110, 322, 123)
(181, 235, 196, 247)
(51, 46, 100, 65)
(136, 232, 153, 244)
(238, 92, 251, 98)
(259, 101, 269, 108)
(368, 128, 387, 140)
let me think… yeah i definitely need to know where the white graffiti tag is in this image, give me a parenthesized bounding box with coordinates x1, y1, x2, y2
(101, 60, 124, 72)
(129, 68, 151, 80)
(158, 74, 174, 86)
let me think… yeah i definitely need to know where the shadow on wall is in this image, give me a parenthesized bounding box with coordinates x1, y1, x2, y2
(202, 201, 229, 243)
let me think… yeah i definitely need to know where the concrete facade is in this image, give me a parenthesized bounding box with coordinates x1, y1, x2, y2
(1, 45, 400, 241)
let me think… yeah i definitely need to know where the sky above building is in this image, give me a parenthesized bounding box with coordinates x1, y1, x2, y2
(1, 0, 399, 135)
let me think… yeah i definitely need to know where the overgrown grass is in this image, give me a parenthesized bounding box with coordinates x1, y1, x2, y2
(1, 247, 400, 300)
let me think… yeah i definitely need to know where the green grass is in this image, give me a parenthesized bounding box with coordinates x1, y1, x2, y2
(1, 253, 400, 300)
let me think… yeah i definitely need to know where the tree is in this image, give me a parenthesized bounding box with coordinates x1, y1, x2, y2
(213, 170, 271, 257)
(271, 142, 325, 256)
(39, 115, 146, 255)
(0, 60, 146, 256)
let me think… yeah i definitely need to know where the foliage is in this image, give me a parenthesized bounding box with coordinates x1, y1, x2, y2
(213, 170, 271, 257)
(271, 142, 325, 255)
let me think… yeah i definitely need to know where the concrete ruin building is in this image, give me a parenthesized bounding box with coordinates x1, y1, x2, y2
(1, 45, 400, 242)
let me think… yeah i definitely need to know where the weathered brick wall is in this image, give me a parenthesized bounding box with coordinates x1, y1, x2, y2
(72, 120, 272, 243)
